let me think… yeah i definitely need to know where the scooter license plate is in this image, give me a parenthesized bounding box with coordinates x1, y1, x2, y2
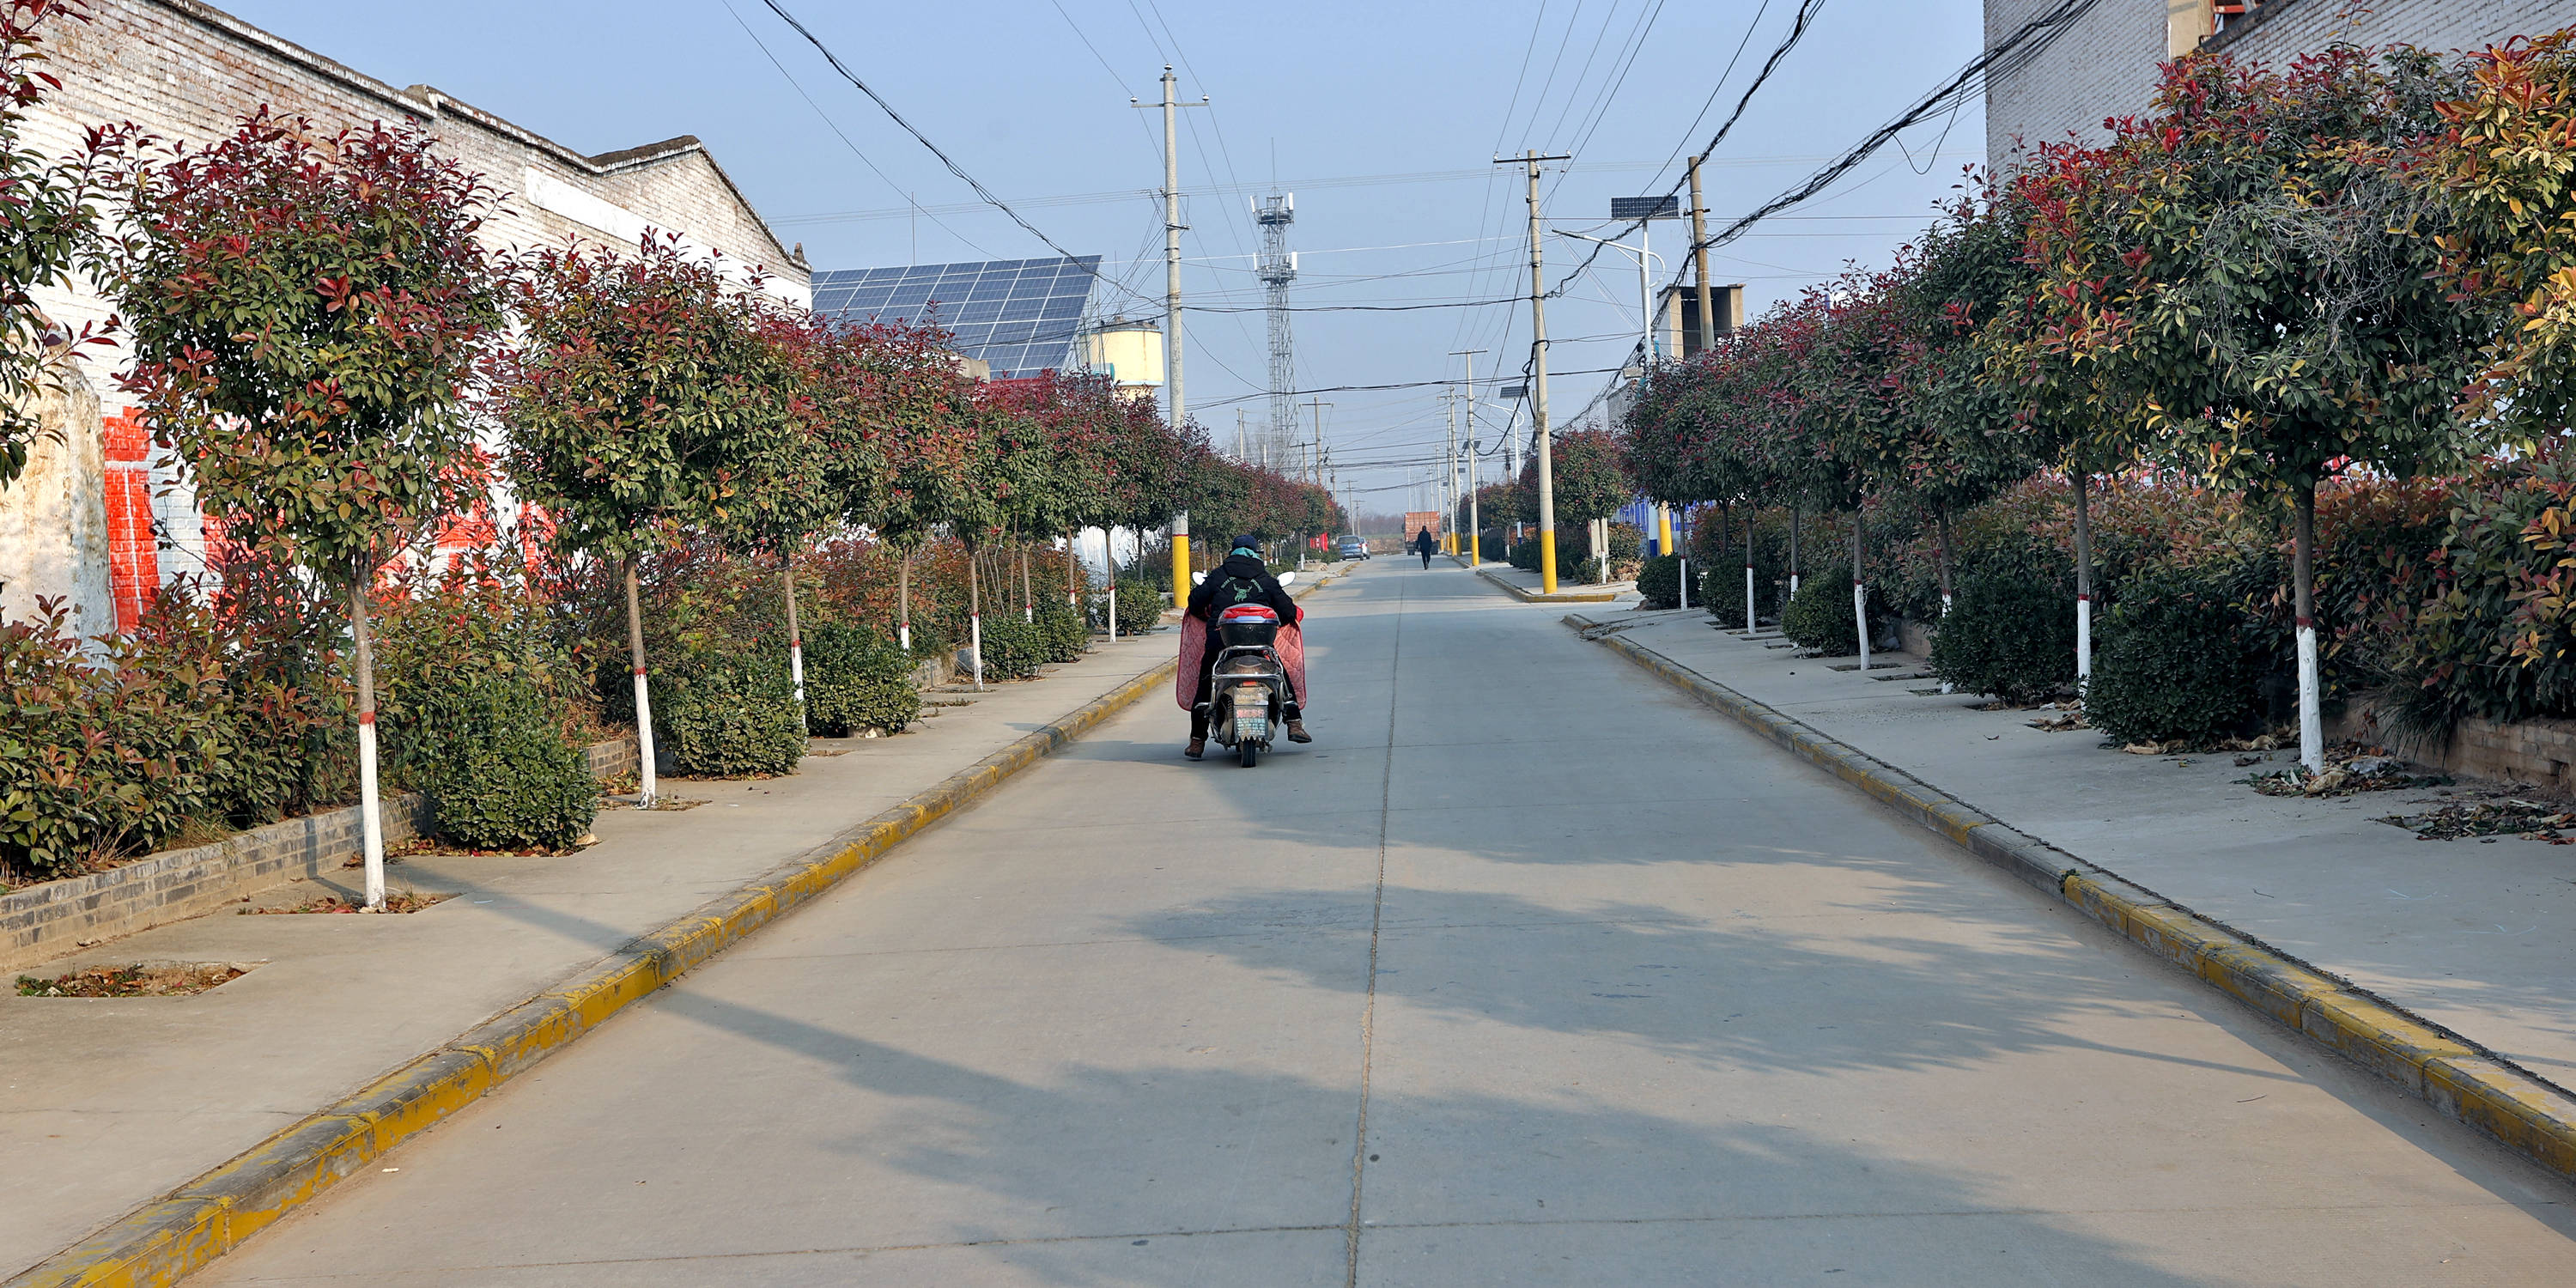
(1236, 715, 1269, 740)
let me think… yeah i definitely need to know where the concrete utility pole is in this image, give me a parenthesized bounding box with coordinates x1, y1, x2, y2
(1689, 154, 1716, 357)
(1442, 388, 1459, 553)
(1499, 149, 1571, 594)
(1137, 67, 1206, 598)
(1451, 349, 1485, 565)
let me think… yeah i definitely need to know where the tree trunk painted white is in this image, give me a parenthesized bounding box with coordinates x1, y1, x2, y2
(896, 550, 912, 653)
(1851, 518, 1869, 675)
(1104, 527, 1118, 640)
(1744, 510, 1757, 633)
(783, 563, 805, 713)
(349, 576, 385, 909)
(2293, 483, 2323, 773)
(1021, 544, 1034, 623)
(2072, 470, 2094, 688)
(625, 560, 657, 809)
(1935, 507, 1955, 617)
(1788, 500, 1801, 600)
(968, 554, 985, 690)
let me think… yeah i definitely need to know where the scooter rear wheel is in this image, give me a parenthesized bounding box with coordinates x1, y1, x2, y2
(1238, 739, 1258, 768)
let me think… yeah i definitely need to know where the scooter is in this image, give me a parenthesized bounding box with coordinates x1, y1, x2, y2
(1189, 568, 1298, 769)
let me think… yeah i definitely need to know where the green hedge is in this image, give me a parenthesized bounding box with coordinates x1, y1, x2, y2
(1782, 577, 1860, 656)
(1928, 577, 2075, 705)
(1636, 556, 1683, 611)
(1091, 580, 1163, 635)
(410, 678, 597, 849)
(977, 613, 1046, 680)
(2086, 562, 2267, 745)
(803, 623, 920, 737)
(1038, 603, 1089, 663)
(654, 650, 805, 778)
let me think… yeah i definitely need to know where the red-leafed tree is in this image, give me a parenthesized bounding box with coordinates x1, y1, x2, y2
(104, 111, 509, 907)
(495, 234, 811, 803)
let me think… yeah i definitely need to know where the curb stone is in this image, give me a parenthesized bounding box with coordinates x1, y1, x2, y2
(1566, 611, 2576, 1186)
(1472, 565, 1625, 604)
(6, 569, 1358, 1288)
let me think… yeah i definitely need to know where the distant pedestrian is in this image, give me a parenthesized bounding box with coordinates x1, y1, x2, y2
(1413, 526, 1437, 569)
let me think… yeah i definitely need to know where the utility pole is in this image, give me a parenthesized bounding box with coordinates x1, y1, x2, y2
(1451, 349, 1485, 564)
(1442, 387, 1460, 554)
(1688, 153, 1717, 356)
(1498, 150, 1571, 593)
(1137, 67, 1206, 599)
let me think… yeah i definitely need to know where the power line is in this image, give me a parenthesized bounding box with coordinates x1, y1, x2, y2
(1550, 0, 1830, 295)
(1677, 0, 2109, 278)
(746, 0, 1152, 309)
(716, 0, 1000, 260)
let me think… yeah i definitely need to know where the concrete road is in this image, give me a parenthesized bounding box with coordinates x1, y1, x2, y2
(202, 562, 2576, 1285)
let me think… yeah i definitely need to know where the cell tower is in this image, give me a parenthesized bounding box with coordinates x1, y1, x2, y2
(1255, 192, 1297, 465)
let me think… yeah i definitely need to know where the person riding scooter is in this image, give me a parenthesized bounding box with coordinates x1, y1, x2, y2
(1183, 536, 1309, 759)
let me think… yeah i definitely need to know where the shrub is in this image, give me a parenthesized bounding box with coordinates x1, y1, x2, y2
(1781, 576, 1859, 655)
(802, 623, 920, 737)
(410, 679, 597, 849)
(0, 603, 228, 880)
(159, 558, 355, 827)
(977, 614, 1046, 680)
(1036, 603, 1088, 663)
(1636, 556, 1682, 610)
(2086, 562, 2267, 745)
(1928, 577, 2075, 704)
(654, 650, 805, 778)
(372, 573, 598, 849)
(1091, 579, 1163, 635)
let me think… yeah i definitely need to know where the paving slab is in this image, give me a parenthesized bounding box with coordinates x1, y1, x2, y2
(0, 631, 1186, 1281)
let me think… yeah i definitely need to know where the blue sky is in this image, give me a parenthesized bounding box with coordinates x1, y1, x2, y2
(216, 0, 1987, 516)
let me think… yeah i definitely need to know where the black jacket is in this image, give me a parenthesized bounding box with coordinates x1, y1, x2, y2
(1188, 552, 1298, 625)
(1412, 529, 1437, 554)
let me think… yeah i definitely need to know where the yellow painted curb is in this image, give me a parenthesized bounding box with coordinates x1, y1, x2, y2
(1473, 566, 1623, 604)
(1570, 611, 2576, 1186)
(5, 643, 1247, 1287)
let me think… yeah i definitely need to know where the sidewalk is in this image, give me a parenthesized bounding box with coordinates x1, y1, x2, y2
(0, 626, 1198, 1280)
(1570, 607, 2576, 1094)
(1465, 559, 1635, 603)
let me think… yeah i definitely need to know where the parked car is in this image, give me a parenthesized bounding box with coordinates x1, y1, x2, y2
(1337, 538, 1370, 561)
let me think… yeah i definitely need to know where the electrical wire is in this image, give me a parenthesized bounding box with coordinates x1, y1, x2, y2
(718, 1, 1001, 260)
(746, 0, 1157, 311)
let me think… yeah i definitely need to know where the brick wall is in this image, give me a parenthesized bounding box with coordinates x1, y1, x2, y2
(1984, 0, 2168, 170)
(0, 0, 809, 623)
(1985, 0, 2576, 174)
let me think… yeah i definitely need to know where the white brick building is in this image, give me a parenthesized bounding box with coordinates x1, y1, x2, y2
(0, 0, 807, 635)
(1985, 0, 2576, 171)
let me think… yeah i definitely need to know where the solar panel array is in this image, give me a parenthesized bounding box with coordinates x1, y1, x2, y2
(811, 256, 1103, 379)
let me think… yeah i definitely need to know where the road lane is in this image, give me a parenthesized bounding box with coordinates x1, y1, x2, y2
(201, 560, 2576, 1285)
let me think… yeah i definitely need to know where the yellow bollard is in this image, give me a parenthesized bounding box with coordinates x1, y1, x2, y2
(1468, 531, 1480, 566)
(1171, 512, 1189, 616)
(1657, 505, 1674, 560)
(1539, 527, 1558, 595)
